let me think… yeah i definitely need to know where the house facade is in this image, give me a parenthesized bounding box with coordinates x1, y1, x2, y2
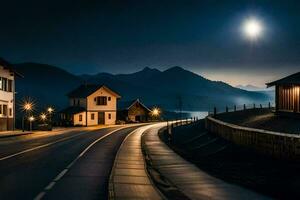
(0, 58, 22, 131)
(118, 99, 151, 122)
(267, 72, 300, 113)
(60, 85, 121, 126)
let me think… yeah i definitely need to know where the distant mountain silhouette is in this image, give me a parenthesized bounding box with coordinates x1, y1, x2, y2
(14, 63, 273, 112)
(14, 63, 82, 110)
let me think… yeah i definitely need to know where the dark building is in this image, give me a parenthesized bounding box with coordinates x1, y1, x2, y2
(118, 99, 151, 122)
(267, 72, 300, 113)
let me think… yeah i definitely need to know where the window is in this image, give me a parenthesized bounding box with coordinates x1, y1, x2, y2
(3, 105, 7, 116)
(77, 99, 80, 106)
(108, 113, 111, 119)
(79, 114, 82, 121)
(9, 108, 12, 116)
(0, 78, 2, 90)
(8, 80, 13, 92)
(73, 99, 76, 106)
(0, 105, 2, 114)
(96, 96, 107, 105)
(2, 78, 7, 91)
(91, 113, 95, 120)
(108, 97, 111, 101)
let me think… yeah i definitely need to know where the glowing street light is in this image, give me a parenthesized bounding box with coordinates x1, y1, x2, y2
(28, 116, 35, 122)
(23, 102, 33, 112)
(28, 116, 35, 131)
(22, 100, 34, 132)
(242, 17, 264, 40)
(40, 113, 47, 121)
(151, 107, 161, 120)
(47, 107, 54, 113)
(47, 106, 54, 131)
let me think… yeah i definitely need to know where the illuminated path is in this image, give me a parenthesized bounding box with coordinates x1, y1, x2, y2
(109, 124, 164, 200)
(142, 123, 271, 200)
(0, 125, 143, 200)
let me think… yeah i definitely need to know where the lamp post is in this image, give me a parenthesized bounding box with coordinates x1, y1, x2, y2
(22, 102, 33, 132)
(40, 113, 47, 123)
(28, 116, 35, 131)
(151, 107, 161, 121)
(47, 107, 54, 130)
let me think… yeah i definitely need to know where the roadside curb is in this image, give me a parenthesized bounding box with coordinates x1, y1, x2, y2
(0, 132, 33, 139)
(141, 127, 190, 200)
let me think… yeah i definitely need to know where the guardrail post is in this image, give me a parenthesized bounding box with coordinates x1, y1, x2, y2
(244, 104, 246, 110)
(234, 105, 236, 112)
(269, 102, 271, 109)
(260, 104, 262, 109)
(214, 107, 217, 116)
(253, 103, 256, 109)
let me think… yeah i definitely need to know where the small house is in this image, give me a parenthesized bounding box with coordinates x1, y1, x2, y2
(267, 72, 300, 113)
(0, 58, 22, 131)
(118, 99, 151, 122)
(60, 84, 121, 126)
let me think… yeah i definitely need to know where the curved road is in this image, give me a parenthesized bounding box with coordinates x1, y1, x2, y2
(0, 125, 143, 200)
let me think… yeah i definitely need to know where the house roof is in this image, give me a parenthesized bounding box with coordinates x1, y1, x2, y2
(118, 99, 151, 111)
(266, 72, 300, 87)
(67, 84, 121, 98)
(0, 57, 23, 77)
(59, 106, 86, 115)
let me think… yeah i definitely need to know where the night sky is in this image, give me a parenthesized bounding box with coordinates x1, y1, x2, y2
(1, 0, 300, 86)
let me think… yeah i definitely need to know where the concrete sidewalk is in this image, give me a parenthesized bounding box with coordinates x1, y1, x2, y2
(142, 123, 271, 200)
(109, 125, 165, 200)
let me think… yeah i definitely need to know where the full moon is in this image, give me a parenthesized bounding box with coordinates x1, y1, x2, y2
(243, 18, 263, 40)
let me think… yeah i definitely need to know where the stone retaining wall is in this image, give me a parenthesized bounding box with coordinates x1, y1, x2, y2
(205, 116, 300, 160)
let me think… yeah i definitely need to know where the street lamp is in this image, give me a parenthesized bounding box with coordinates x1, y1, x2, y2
(22, 101, 33, 132)
(47, 106, 54, 130)
(28, 116, 35, 131)
(151, 107, 161, 120)
(40, 113, 47, 122)
(47, 107, 54, 113)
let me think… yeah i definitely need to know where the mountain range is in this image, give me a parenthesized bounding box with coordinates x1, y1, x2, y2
(14, 63, 273, 112)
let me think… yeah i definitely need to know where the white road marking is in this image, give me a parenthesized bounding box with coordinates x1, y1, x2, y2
(45, 182, 56, 190)
(54, 169, 68, 181)
(33, 191, 45, 200)
(0, 131, 91, 161)
(33, 126, 135, 200)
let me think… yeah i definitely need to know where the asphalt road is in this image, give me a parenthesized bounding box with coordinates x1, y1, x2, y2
(0, 125, 142, 200)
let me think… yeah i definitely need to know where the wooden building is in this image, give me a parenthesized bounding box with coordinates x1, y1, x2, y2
(0, 58, 22, 131)
(60, 84, 121, 126)
(267, 72, 300, 113)
(118, 99, 151, 122)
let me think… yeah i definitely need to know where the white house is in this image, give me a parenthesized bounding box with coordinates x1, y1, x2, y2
(60, 84, 121, 126)
(0, 58, 22, 131)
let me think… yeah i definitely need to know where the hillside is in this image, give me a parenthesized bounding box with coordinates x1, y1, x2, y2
(14, 63, 272, 112)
